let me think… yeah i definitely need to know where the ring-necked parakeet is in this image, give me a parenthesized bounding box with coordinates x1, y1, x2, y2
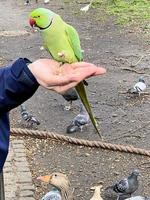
(29, 8, 102, 138)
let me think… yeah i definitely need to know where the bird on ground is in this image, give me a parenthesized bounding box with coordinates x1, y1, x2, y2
(90, 185, 103, 200)
(20, 87, 78, 125)
(41, 187, 61, 200)
(24, 0, 49, 5)
(62, 88, 79, 110)
(37, 172, 74, 200)
(125, 197, 150, 200)
(133, 77, 146, 95)
(66, 104, 89, 133)
(20, 104, 40, 126)
(80, 0, 94, 13)
(29, 7, 102, 138)
(44, 0, 50, 4)
(107, 170, 140, 200)
(128, 77, 146, 95)
(24, 0, 38, 5)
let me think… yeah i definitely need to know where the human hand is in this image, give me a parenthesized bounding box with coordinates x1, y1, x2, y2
(28, 59, 106, 94)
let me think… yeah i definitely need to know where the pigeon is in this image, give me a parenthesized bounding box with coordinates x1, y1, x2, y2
(80, 0, 94, 13)
(132, 77, 146, 95)
(109, 170, 140, 200)
(24, 0, 30, 5)
(20, 104, 40, 126)
(125, 196, 150, 200)
(44, 0, 50, 3)
(90, 185, 103, 200)
(66, 104, 89, 133)
(37, 172, 74, 200)
(24, 0, 38, 5)
(41, 187, 61, 200)
(62, 81, 88, 110)
(62, 88, 78, 110)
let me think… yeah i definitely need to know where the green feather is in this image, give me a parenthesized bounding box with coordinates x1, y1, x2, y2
(65, 24, 83, 61)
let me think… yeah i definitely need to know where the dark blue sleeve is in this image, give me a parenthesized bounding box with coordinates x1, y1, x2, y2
(0, 58, 39, 113)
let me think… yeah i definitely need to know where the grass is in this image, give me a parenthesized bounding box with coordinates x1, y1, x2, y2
(91, 0, 150, 26)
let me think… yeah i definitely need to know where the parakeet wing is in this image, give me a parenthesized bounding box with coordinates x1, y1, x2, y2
(65, 24, 83, 61)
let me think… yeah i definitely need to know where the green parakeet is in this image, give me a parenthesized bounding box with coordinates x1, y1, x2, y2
(29, 8, 102, 138)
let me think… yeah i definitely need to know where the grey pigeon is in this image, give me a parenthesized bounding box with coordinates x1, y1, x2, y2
(63, 81, 88, 110)
(20, 104, 40, 126)
(111, 170, 140, 200)
(125, 196, 150, 200)
(41, 187, 61, 200)
(24, 0, 38, 5)
(133, 77, 146, 94)
(66, 104, 89, 133)
(62, 88, 78, 110)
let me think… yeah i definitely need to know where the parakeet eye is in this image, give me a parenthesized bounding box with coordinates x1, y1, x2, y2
(54, 174, 57, 177)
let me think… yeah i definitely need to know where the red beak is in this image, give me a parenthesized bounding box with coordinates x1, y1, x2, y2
(29, 18, 36, 27)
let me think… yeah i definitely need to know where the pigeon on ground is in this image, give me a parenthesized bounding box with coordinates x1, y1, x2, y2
(20, 104, 40, 126)
(90, 185, 103, 200)
(131, 77, 146, 95)
(62, 81, 88, 110)
(44, 0, 50, 3)
(62, 88, 78, 110)
(41, 187, 61, 200)
(80, 0, 94, 13)
(108, 170, 140, 200)
(133, 77, 146, 93)
(24, 0, 30, 5)
(37, 172, 74, 200)
(24, 0, 38, 5)
(125, 196, 150, 200)
(66, 104, 89, 133)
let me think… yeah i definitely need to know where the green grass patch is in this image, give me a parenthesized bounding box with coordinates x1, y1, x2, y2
(91, 0, 150, 25)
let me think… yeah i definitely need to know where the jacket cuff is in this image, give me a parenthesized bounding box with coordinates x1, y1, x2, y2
(10, 58, 39, 87)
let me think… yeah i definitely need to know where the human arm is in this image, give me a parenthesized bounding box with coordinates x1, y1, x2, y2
(28, 59, 106, 94)
(0, 58, 39, 114)
(0, 58, 106, 114)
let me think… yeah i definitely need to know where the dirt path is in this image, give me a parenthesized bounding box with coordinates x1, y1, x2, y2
(0, 0, 150, 199)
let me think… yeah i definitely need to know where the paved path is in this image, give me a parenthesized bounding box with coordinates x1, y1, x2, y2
(4, 139, 35, 200)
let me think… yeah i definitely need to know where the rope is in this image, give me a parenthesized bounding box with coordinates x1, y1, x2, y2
(10, 128, 150, 157)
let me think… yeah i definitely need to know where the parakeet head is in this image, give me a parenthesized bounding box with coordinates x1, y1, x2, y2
(29, 8, 56, 30)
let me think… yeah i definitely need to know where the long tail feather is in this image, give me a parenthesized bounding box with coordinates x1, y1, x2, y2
(75, 82, 102, 139)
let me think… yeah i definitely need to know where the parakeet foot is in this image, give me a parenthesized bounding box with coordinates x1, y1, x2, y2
(58, 51, 65, 58)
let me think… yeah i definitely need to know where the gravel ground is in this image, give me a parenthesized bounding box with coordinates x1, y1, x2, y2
(0, 0, 149, 199)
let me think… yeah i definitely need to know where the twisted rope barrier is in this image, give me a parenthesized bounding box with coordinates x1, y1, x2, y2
(10, 128, 150, 157)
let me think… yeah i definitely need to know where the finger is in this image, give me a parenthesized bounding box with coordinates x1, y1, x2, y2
(70, 62, 97, 69)
(45, 74, 76, 87)
(72, 66, 106, 81)
(53, 67, 106, 93)
(92, 67, 106, 75)
(52, 82, 79, 94)
(70, 62, 106, 72)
